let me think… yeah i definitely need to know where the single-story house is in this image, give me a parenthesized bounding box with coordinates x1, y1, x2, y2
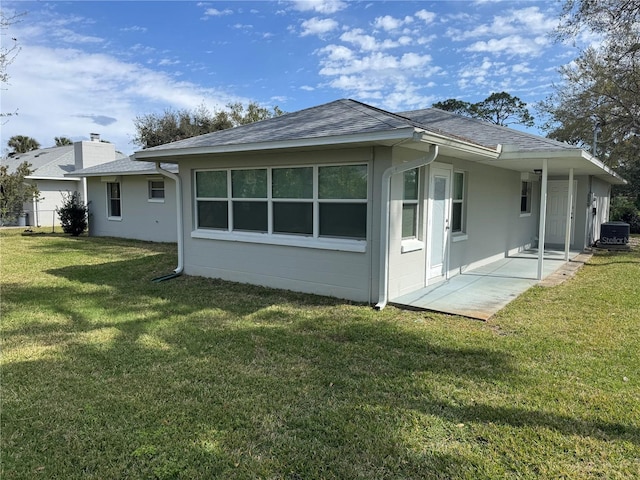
(2, 134, 126, 227)
(101, 99, 622, 308)
(72, 157, 178, 243)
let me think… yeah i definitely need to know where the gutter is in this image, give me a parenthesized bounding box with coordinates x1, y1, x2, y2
(152, 162, 184, 281)
(375, 142, 439, 310)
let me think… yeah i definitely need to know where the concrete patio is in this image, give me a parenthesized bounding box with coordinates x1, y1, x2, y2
(390, 249, 590, 320)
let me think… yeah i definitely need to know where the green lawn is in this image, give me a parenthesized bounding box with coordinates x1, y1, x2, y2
(1, 228, 639, 479)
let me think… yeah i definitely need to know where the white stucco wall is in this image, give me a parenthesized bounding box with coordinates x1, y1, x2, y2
(386, 155, 540, 300)
(24, 179, 82, 227)
(86, 175, 177, 242)
(179, 147, 380, 303)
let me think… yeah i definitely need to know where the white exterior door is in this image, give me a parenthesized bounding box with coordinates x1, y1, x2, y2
(545, 180, 578, 244)
(427, 164, 451, 282)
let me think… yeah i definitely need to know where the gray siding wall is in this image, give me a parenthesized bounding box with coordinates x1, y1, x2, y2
(180, 147, 380, 303)
(25, 179, 82, 227)
(387, 156, 540, 299)
(87, 175, 177, 242)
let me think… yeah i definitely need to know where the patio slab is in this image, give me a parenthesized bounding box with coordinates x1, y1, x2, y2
(390, 250, 587, 320)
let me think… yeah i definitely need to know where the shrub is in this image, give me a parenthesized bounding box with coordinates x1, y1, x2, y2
(610, 196, 640, 233)
(57, 191, 89, 236)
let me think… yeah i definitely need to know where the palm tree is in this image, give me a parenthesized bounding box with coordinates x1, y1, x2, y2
(54, 136, 73, 146)
(8, 135, 40, 153)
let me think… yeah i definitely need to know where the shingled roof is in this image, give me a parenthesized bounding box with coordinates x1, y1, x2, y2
(72, 156, 178, 176)
(136, 98, 584, 157)
(397, 107, 578, 153)
(3, 145, 77, 178)
(137, 99, 429, 154)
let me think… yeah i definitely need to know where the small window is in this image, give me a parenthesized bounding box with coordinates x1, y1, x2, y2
(521, 181, 532, 214)
(402, 168, 419, 239)
(107, 182, 121, 218)
(452, 171, 466, 234)
(148, 180, 165, 201)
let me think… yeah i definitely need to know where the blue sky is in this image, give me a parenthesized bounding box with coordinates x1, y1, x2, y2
(2, 1, 594, 155)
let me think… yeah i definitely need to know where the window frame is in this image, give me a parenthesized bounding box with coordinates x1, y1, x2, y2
(520, 180, 532, 216)
(192, 163, 369, 252)
(451, 170, 467, 237)
(401, 168, 424, 253)
(106, 181, 122, 220)
(148, 179, 165, 203)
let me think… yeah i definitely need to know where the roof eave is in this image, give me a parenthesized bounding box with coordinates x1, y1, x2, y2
(133, 127, 501, 162)
(133, 128, 421, 161)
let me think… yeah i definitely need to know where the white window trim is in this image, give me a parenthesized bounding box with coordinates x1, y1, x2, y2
(401, 238, 424, 253)
(520, 180, 532, 217)
(452, 170, 466, 235)
(148, 179, 165, 203)
(106, 182, 122, 221)
(191, 229, 366, 252)
(194, 163, 370, 248)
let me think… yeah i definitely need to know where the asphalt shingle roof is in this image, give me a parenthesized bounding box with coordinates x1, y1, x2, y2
(141, 99, 422, 152)
(73, 156, 178, 176)
(2, 145, 130, 178)
(397, 107, 578, 153)
(137, 99, 580, 156)
(2, 145, 77, 178)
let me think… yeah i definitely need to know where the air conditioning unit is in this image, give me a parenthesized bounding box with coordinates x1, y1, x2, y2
(600, 222, 630, 245)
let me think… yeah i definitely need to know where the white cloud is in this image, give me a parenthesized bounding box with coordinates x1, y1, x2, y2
(289, 0, 348, 14)
(339, 28, 378, 51)
(1, 45, 244, 155)
(373, 15, 412, 32)
(300, 17, 339, 37)
(466, 35, 549, 57)
(203, 8, 233, 17)
(415, 10, 436, 25)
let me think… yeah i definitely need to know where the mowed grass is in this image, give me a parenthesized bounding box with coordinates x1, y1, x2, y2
(1, 228, 639, 479)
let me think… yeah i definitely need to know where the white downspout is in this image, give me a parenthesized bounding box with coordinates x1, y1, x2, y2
(155, 163, 184, 274)
(375, 144, 439, 310)
(537, 158, 548, 280)
(564, 168, 574, 261)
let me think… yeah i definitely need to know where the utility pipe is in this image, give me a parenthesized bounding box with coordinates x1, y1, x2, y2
(564, 168, 574, 261)
(537, 158, 548, 280)
(375, 144, 438, 310)
(155, 163, 184, 276)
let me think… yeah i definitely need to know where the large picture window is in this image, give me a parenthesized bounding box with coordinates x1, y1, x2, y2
(107, 182, 121, 218)
(194, 164, 368, 241)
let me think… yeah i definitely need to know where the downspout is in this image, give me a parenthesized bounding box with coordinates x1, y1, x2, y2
(374, 144, 439, 310)
(153, 162, 184, 281)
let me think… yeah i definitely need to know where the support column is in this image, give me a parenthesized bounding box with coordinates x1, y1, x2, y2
(564, 168, 574, 261)
(537, 159, 548, 280)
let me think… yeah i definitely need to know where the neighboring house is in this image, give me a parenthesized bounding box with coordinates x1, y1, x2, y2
(72, 157, 178, 243)
(2, 134, 126, 227)
(119, 99, 622, 307)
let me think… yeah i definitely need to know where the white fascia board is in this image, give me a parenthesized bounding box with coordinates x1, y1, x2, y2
(29, 175, 80, 181)
(133, 128, 420, 161)
(494, 148, 626, 185)
(69, 170, 163, 178)
(413, 130, 499, 159)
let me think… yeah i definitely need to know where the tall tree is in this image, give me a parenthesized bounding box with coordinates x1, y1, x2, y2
(540, 0, 640, 166)
(0, 161, 38, 224)
(8, 135, 40, 153)
(1, 10, 25, 121)
(433, 92, 534, 127)
(132, 102, 283, 149)
(54, 137, 73, 146)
